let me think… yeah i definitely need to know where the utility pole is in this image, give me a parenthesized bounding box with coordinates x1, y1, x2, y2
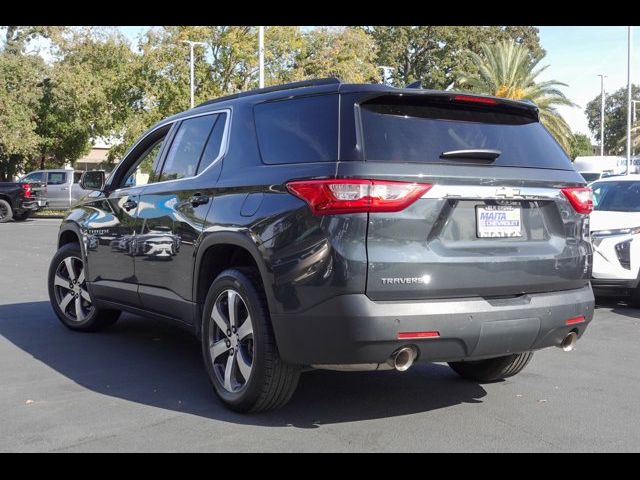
(182, 40, 207, 109)
(626, 26, 633, 174)
(597, 74, 607, 158)
(258, 26, 265, 88)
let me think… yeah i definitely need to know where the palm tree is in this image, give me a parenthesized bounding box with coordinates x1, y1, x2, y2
(457, 40, 576, 153)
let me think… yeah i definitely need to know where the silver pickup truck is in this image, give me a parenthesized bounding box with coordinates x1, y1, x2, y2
(19, 169, 89, 210)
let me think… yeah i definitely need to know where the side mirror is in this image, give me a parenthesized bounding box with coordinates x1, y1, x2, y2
(80, 170, 105, 191)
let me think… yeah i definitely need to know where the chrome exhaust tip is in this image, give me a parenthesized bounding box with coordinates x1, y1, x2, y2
(392, 347, 417, 372)
(560, 332, 578, 352)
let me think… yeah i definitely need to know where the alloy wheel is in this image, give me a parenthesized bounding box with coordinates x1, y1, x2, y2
(208, 289, 254, 393)
(53, 256, 93, 322)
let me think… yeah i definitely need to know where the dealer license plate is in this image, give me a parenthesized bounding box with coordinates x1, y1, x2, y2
(476, 205, 522, 238)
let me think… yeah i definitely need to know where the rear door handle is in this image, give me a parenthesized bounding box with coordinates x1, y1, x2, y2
(123, 199, 138, 211)
(190, 193, 209, 207)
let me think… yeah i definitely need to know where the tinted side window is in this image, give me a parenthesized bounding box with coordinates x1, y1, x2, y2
(254, 95, 338, 164)
(47, 172, 67, 185)
(73, 172, 83, 184)
(197, 113, 227, 174)
(23, 172, 44, 183)
(122, 139, 165, 188)
(160, 115, 216, 181)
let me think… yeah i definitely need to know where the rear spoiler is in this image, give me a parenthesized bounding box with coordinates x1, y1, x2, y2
(357, 90, 540, 122)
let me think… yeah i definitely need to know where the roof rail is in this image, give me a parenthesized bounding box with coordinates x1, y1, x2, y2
(196, 77, 341, 108)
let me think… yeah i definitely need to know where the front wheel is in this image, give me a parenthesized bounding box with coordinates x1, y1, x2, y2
(48, 242, 120, 331)
(448, 352, 534, 383)
(201, 268, 301, 412)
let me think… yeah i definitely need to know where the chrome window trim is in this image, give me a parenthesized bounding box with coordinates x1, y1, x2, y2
(421, 185, 563, 200)
(110, 108, 232, 194)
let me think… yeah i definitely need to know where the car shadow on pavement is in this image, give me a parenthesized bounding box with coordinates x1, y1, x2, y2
(0, 301, 487, 428)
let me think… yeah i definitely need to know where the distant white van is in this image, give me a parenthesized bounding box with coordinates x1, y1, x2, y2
(573, 156, 635, 183)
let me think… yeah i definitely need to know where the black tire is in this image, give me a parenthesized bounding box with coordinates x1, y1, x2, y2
(0, 199, 13, 223)
(201, 268, 301, 412)
(13, 211, 31, 221)
(629, 286, 640, 307)
(448, 352, 534, 383)
(48, 242, 120, 332)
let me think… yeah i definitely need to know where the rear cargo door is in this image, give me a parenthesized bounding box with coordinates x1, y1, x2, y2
(348, 93, 592, 301)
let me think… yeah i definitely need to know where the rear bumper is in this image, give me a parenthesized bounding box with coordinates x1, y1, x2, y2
(271, 285, 594, 365)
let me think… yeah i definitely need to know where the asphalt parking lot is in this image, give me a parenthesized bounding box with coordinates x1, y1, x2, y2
(1, 218, 640, 452)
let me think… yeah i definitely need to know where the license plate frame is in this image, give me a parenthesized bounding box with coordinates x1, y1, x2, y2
(476, 204, 522, 238)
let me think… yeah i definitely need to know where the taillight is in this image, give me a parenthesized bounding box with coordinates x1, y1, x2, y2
(21, 183, 32, 199)
(452, 94, 499, 105)
(561, 187, 593, 214)
(286, 179, 433, 215)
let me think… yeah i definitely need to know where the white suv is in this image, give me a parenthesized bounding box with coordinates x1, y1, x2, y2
(590, 175, 640, 303)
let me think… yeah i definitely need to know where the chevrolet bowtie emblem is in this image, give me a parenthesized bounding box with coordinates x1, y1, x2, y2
(495, 187, 520, 198)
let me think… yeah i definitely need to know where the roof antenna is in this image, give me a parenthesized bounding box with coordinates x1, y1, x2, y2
(406, 80, 422, 89)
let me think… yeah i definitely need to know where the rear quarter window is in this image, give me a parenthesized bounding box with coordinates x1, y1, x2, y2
(254, 95, 338, 164)
(360, 96, 573, 170)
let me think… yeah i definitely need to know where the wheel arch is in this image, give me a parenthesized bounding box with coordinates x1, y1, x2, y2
(193, 232, 275, 337)
(0, 193, 14, 208)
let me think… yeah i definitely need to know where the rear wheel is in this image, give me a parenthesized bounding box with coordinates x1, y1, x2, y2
(448, 352, 534, 382)
(201, 268, 301, 412)
(0, 199, 13, 223)
(48, 242, 120, 331)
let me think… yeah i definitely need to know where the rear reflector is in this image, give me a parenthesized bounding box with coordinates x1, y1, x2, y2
(21, 183, 32, 199)
(286, 179, 432, 215)
(565, 316, 586, 326)
(452, 94, 499, 105)
(561, 187, 593, 214)
(397, 331, 440, 340)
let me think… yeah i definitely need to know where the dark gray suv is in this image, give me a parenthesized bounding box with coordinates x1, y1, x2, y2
(47, 78, 595, 412)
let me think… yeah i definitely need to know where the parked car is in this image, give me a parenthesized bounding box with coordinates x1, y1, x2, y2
(0, 181, 43, 222)
(590, 175, 640, 303)
(20, 168, 89, 210)
(47, 78, 595, 412)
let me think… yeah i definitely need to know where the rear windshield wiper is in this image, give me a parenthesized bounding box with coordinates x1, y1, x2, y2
(440, 149, 501, 161)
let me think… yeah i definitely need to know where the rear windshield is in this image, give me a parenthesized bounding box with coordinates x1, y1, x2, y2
(359, 97, 573, 170)
(592, 181, 640, 212)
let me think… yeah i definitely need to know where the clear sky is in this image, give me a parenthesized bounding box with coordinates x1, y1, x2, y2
(117, 26, 639, 140)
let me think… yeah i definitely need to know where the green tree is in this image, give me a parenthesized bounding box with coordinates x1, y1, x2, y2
(364, 26, 543, 89)
(569, 133, 593, 160)
(292, 27, 379, 83)
(0, 51, 45, 180)
(457, 40, 575, 152)
(585, 84, 640, 155)
(37, 27, 139, 169)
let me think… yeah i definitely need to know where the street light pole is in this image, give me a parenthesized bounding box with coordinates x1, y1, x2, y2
(377, 66, 395, 85)
(633, 100, 640, 156)
(182, 40, 207, 109)
(626, 26, 633, 174)
(258, 26, 265, 88)
(597, 74, 607, 158)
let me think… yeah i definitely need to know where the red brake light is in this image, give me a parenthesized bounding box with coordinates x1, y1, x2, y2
(21, 183, 32, 198)
(452, 94, 498, 105)
(561, 187, 593, 214)
(565, 316, 586, 326)
(397, 331, 440, 340)
(286, 179, 432, 215)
